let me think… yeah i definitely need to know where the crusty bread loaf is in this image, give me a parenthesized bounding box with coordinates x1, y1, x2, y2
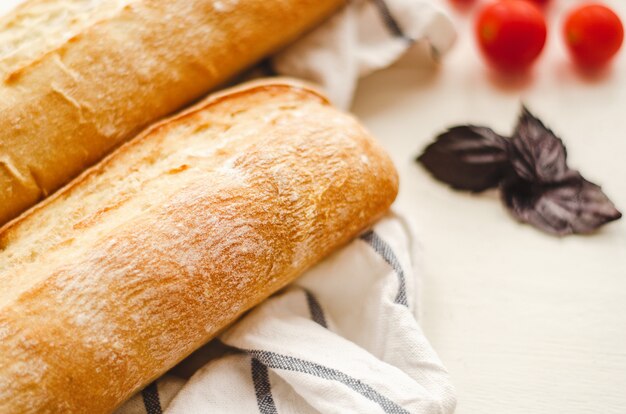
(0, 79, 398, 413)
(0, 0, 344, 226)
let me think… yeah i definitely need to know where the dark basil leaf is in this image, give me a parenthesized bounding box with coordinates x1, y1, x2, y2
(502, 174, 622, 235)
(509, 107, 571, 183)
(418, 107, 621, 236)
(417, 126, 512, 192)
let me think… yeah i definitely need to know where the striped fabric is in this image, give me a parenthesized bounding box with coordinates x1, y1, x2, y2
(360, 230, 409, 307)
(272, 0, 456, 109)
(248, 350, 412, 414)
(140, 383, 163, 414)
(117, 214, 456, 413)
(251, 358, 279, 414)
(371, 0, 413, 41)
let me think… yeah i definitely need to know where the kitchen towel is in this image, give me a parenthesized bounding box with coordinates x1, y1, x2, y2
(272, 0, 456, 109)
(118, 214, 456, 414)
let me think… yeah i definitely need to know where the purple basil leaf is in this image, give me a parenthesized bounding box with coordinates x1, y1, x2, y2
(509, 106, 571, 183)
(502, 174, 622, 235)
(417, 126, 512, 192)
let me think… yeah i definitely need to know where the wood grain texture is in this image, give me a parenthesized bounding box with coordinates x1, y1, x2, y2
(0, 79, 398, 413)
(0, 0, 344, 226)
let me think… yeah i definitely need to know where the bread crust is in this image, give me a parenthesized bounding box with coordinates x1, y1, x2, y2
(0, 0, 344, 226)
(0, 79, 398, 413)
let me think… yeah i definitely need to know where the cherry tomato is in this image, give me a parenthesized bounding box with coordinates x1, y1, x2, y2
(450, 0, 475, 6)
(449, 0, 476, 11)
(527, 0, 549, 6)
(475, 0, 547, 73)
(563, 4, 624, 69)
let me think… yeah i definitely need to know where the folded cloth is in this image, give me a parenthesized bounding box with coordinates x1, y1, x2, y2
(117, 214, 456, 413)
(272, 0, 456, 109)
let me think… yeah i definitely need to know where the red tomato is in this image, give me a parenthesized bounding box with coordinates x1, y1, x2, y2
(475, 0, 547, 73)
(449, 0, 476, 11)
(563, 4, 624, 69)
(527, 0, 549, 6)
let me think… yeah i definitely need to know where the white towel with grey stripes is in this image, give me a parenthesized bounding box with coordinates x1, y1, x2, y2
(265, 0, 455, 109)
(117, 214, 456, 414)
(0, 0, 454, 105)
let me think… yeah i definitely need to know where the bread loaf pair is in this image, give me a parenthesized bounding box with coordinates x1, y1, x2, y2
(0, 79, 398, 413)
(0, 0, 344, 226)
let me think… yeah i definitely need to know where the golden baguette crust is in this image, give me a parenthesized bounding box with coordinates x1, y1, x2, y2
(0, 79, 398, 413)
(0, 0, 344, 226)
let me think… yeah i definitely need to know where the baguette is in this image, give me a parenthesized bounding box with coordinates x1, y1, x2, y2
(0, 79, 398, 413)
(0, 0, 344, 226)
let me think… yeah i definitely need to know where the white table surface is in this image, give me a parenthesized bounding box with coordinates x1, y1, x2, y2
(1, 0, 624, 413)
(352, 1, 626, 413)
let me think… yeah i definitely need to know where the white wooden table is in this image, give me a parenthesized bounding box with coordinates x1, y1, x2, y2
(1, 0, 624, 412)
(352, 1, 626, 413)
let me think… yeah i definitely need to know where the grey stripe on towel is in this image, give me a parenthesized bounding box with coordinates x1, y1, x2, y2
(248, 350, 410, 414)
(251, 357, 279, 414)
(360, 230, 409, 307)
(371, 0, 413, 42)
(141, 382, 163, 414)
(304, 289, 328, 328)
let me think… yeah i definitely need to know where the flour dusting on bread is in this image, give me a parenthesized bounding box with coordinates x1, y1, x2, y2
(0, 0, 129, 74)
(0, 80, 398, 413)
